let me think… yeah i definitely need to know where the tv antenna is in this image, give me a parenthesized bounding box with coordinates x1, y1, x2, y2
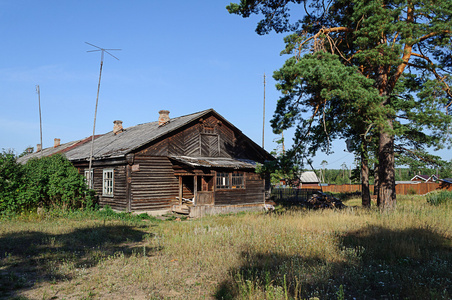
(85, 42, 121, 189)
(262, 73, 266, 149)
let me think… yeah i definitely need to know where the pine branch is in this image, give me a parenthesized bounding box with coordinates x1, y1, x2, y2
(411, 52, 452, 100)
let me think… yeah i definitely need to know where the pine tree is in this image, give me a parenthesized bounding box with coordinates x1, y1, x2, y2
(228, 0, 452, 209)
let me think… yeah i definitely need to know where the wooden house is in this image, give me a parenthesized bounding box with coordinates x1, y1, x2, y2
(410, 174, 438, 183)
(51, 109, 274, 217)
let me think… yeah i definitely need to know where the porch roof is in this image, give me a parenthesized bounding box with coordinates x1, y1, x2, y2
(169, 156, 257, 169)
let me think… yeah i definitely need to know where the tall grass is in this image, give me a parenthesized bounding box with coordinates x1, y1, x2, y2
(1, 197, 451, 299)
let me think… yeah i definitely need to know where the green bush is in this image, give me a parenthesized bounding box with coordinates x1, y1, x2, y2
(0, 150, 24, 212)
(0, 151, 95, 213)
(426, 190, 452, 206)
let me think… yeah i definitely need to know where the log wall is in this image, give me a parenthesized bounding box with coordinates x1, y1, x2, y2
(90, 165, 128, 211)
(130, 155, 179, 211)
(215, 172, 264, 205)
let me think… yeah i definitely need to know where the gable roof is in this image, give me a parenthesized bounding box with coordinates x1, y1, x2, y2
(439, 178, 452, 184)
(299, 171, 320, 183)
(62, 108, 271, 162)
(410, 174, 438, 182)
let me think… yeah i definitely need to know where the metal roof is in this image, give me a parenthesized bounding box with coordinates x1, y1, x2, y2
(169, 156, 257, 169)
(17, 109, 273, 164)
(64, 109, 212, 161)
(16, 137, 93, 164)
(299, 171, 320, 183)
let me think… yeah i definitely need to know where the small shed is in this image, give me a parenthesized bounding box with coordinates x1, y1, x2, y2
(297, 171, 320, 188)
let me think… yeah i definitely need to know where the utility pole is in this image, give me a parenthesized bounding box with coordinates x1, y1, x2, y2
(86, 42, 120, 189)
(281, 131, 285, 154)
(36, 85, 43, 158)
(262, 73, 266, 149)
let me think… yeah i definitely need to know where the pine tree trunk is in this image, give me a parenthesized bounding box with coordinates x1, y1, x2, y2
(374, 164, 379, 197)
(377, 122, 396, 210)
(361, 149, 371, 207)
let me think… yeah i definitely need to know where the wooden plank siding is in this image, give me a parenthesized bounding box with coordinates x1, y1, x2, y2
(215, 172, 264, 206)
(135, 116, 245, 159)
(94, 165, 128, 211)
(130, 155, 179, 211)
(76, 163, 128, 211)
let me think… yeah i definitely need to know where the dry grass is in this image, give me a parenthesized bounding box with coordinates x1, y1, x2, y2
(1, 197, 451, 299)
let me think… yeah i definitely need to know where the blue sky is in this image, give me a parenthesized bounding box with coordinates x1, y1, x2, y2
(1, 1, 448, 170)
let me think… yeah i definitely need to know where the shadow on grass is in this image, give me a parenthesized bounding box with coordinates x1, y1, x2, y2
(0, 223, 159, 299)
(215, 225, 452, 299)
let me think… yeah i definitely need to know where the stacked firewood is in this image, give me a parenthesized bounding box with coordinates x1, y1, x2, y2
(305, 192, 346, 209)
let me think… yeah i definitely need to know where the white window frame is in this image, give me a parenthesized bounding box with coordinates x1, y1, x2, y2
(102, 168, 114, 197)
(84, 169, 93, 189)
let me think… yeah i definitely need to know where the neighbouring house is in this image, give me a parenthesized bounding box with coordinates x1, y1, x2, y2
(410, 174, 439, 183)
(440, 178, 452, 184)
(19, 109, 274, 217)
(439, 178, 452, 190)
(395, 180, 420, 185)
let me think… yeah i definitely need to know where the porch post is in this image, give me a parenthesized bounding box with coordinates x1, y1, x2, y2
(179, 176, 183, 205)
(194, 175, 198, 206)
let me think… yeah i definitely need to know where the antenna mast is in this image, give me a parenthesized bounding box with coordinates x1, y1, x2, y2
(36, 85, 43, 157)
(85, 42, 120, 189)
(262, 73, 266, 149)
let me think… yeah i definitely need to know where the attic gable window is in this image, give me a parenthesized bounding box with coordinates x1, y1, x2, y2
(203, 125, 215, 134)
(103, 168, 114, 197)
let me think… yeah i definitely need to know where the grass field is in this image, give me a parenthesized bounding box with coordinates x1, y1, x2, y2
(0, 196, 451, 299)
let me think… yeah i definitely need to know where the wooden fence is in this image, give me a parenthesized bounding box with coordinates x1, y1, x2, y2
(271, 188, 322, 203)
(299, 182, 452, 195)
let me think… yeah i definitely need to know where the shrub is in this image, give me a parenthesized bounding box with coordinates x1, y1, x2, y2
(0, 149, 24, 212)
(20, 154, 93, 210)
(426, 190, 452, 206)
(407, 187, 417, 195)
(0, 152, 95, 214)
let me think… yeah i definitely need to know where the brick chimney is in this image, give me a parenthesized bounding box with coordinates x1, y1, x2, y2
(113, 120, 123, 135)
(54, 138, 61, 148)
(36, 144, 42, 152)
(158, 110, 170, 126)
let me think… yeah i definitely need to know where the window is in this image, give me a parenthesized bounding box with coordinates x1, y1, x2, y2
(216, 173, 230, 189)
(84, 169, 93, 188)
(103, 169, 114, 196)
(203, 126, 215, 134)
(216, 172, 245, 189)
(231, 173, 244, 189)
